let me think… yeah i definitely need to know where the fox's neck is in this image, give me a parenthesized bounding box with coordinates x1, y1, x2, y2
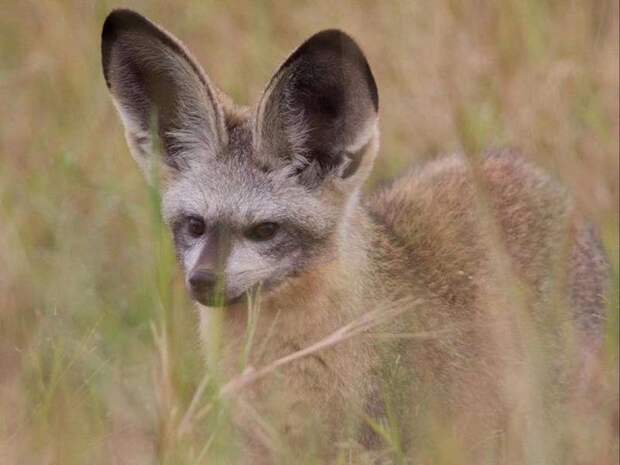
(197, 200, 373, 371)
(262, 197, 371, 323)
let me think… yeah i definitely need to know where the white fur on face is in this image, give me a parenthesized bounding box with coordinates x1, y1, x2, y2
(160, 153, 343, 299)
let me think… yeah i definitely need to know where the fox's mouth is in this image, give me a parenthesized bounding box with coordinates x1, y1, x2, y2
(191, 282, 266, 308)
(190, 276, 284, 309)
(192, 290, 247, 308)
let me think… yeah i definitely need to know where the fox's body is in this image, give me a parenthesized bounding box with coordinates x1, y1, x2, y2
(101, 9, 608, 462)
(203, 150, 606, 460)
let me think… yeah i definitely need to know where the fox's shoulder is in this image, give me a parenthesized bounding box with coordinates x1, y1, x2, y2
(370, 149, 563, 214)
(367, 149, 567, 243)
(365, 150, 572, 301)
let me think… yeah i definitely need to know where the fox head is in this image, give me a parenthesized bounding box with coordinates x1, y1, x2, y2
(101, 9, 379, 307)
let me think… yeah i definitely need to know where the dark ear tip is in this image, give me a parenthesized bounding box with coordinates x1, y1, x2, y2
(286, 29, 379, 112)
(295, 29, 362, 59)
(101, 9, 152, 88)
(310, 29, 355, 43)
(102, 9, 148, 38)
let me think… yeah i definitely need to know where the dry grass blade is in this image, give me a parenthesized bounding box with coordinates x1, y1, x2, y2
(219, 299, 421, 398)
(192, 298, 422, 423)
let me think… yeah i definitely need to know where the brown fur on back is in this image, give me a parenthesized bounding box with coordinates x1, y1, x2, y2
(363, 150, 608, 451)
(368, 150, 607, 338)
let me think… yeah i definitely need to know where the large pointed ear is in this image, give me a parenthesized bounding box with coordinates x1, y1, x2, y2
(254, 30, 379, 187)
(101, 9, 227, 178)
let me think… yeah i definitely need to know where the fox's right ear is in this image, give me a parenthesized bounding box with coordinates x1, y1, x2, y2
(101, 9, 226, 179)
(255, 30, 379, 188)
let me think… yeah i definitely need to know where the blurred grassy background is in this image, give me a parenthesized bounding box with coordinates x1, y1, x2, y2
(0, 1, 618, 464)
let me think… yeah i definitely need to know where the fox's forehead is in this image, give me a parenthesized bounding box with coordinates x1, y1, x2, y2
(163, 161, 276, 221)
(160, 149, 328, 231)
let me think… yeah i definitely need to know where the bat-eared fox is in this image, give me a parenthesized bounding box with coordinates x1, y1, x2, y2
(101, 9, 608, 463)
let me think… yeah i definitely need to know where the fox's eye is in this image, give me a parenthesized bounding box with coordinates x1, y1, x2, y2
(246, 222, 279, 242)
(186, 216, 206, 238)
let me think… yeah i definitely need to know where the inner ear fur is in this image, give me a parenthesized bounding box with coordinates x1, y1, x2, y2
(255, 29, 379, 185)
(101, 9, 227, 175)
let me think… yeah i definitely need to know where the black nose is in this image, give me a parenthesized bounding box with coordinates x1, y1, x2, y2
(188, 269, 219, 295)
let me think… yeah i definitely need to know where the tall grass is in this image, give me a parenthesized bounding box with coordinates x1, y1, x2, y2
(0, 1, 617, 464)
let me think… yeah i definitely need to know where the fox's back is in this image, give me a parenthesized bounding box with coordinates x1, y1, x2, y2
(368, 150, 605, 322)
(369, 151, 565, 307)
(365, 151, 607, 430)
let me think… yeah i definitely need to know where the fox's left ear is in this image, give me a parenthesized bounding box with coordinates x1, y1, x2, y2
(101, 9, 227, 180)
(255, 30, 379, 187)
